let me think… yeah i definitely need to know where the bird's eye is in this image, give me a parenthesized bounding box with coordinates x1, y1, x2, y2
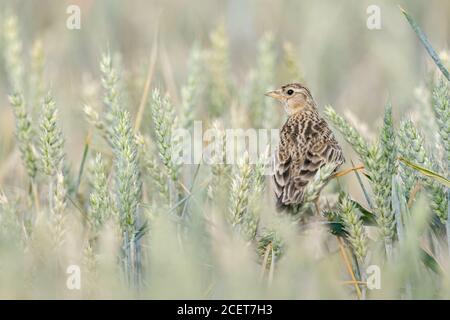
(286, 89, 294, 95)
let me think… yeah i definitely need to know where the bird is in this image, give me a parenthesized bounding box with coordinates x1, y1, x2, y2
(265, 83, 345, 213)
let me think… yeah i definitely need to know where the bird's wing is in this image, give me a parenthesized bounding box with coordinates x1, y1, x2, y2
(273, 118, 344, 209)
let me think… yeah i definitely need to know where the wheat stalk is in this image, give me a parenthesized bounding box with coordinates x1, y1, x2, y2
(111, 107, 143, 287)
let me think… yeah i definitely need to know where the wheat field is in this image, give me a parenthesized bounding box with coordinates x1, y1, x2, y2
(0, 0, 449, 299)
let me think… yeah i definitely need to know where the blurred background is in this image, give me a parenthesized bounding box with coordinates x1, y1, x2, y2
(0, 0, 448, 161)
(0, 0, 448, 299)
(1, 0, 448, 201)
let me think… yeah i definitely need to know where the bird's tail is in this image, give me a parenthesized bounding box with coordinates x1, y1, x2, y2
(275, 200, 301, 215)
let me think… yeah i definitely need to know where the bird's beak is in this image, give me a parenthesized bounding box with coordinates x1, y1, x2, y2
(264, 89, 284, 101)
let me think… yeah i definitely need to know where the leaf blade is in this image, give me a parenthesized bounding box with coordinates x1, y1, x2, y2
(399, 157, 450, 188)
(400, 6, 450, 81)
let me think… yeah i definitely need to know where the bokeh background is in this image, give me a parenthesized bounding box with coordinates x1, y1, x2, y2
(0, 0, 448, 299)
(0, 0, 448, 183)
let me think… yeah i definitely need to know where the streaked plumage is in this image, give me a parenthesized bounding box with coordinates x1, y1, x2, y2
(265, 83, 345, 211)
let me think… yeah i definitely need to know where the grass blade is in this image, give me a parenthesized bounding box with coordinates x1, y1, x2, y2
(400, 6, 450, 81)
(351, 160, 374, 209)
(420, 247, 443, 275)
(75, 133, 91, 193)
(399, 157, 450, 187)
(392, 175, 407, 242)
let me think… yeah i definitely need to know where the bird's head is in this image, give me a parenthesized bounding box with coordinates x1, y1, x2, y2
(265, 83, 316, 115)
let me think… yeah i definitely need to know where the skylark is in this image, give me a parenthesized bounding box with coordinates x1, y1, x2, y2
(266, 83, 345, 212)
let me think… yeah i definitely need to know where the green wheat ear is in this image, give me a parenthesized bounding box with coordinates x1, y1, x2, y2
(180, 45, 202, 129)
(228, 153, 266, 241)
(136, 134, 170, 203)
(51, 171, 67, 249)
(39, 93, 65, 177)
(205, 23, 232, 117)
(30, 39, 46, 115)
(229, 152, 253, 228)
(100, 52, 120, 115)
(338, 194, 367, 263)
(9, 93, 38, 180)
(324, 105, 369, 158)
(88, 153, 114, 234)
(370, 104, 396, 247)
(431, 78, 450, 169)
(207, 120, 230, 201)
(296, 163, 336, 215)
(83, 52, 123, 145)
(3, 14, 24, 92)
(150, 88, 180, 183)
(111, 107, 143, 287)
(325, 104, 396, 251)
(111, 108, 142, 234)
(84, 104, 111, 142)
(398, 120, 448, 222)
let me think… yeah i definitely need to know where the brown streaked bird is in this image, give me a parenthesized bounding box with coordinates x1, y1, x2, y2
(265, 83, 345, 212)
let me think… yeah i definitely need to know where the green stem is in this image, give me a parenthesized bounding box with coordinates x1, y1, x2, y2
(75, 137, 90, 193)
(400, 6, 450, 81)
